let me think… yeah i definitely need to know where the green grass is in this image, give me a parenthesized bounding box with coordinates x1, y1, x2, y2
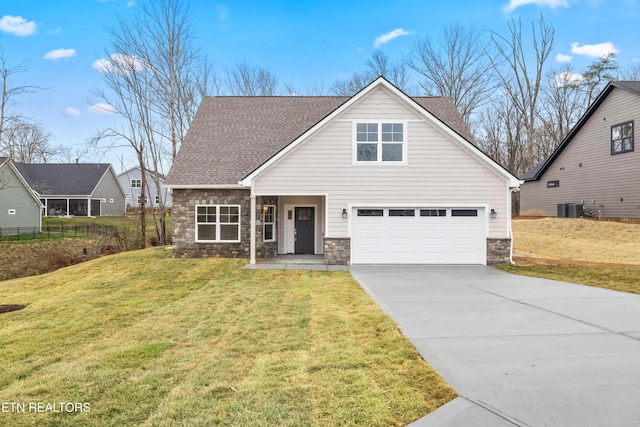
(496, 263, 640, 295)
(0, 249, 455, 426)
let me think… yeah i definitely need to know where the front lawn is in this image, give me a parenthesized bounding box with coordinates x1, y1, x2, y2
(496, 263, 640, 295)
(0, 249, 454, 426)
(497, 217, 640, 295)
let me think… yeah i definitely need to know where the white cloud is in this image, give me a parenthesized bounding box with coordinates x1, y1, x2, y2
(556, 53, 573, 63)
(88, 103, 117, 114)
(65, 107, 81, 116)
(48, 27, 62, 35)
(570, 42, 619, 58)
(503, 0, 568, 12)
(92, 53, 146, 74)
(44, 48, 77, 60)
(373, 28, 411, 48)
(553, 71, 583, 88)
(0, 15, 37, 36)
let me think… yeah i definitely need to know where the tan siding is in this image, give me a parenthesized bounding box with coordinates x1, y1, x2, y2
(341, 86, 423, 120)
(521, 88, 640, 218)
(253, 89, 510, 238)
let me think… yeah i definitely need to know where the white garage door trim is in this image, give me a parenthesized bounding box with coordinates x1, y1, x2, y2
(350, 205, 487, 265)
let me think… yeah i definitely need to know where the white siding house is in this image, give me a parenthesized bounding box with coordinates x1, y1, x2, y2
(165, 77, 520, 265)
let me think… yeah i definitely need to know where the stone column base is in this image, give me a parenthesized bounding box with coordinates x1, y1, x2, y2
(323, 237, 350, 265)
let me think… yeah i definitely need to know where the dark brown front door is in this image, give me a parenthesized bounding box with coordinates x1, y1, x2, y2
(294, 207, 314, 254)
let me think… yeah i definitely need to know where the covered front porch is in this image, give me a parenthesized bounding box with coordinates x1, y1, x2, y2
(251, 194, 328, 264)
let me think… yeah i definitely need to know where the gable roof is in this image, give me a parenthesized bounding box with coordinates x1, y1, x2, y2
(117, 166, 166, 180)
(0, 158, 44, 207)
(523, 80, 640, 181)
(13, 162, 114, 196)
(166, 77, 517, 188)
(165, 91, 477, 187)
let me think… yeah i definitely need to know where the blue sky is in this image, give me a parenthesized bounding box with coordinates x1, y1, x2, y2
(1, 0, 639, 170)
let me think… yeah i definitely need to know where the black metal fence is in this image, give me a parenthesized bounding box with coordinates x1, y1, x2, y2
(0, 224, 118, 242)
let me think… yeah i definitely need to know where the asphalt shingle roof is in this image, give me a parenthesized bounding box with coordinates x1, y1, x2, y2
(13, 163, 111, 196)
(165, 94, 475, 186)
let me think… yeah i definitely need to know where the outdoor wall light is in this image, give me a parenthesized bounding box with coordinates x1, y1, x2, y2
(342, 208, 348, 219)
(490, 208, 497, 219)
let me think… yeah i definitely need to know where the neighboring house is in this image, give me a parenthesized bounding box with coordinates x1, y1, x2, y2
(521, 81, 640, 218)
(0, 157, 43, 232)
(13, 162, 126, 217)
(165, 77, 520, 265)
(117, 166, 172, 208)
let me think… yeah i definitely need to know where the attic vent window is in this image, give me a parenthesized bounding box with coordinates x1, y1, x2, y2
(611, 121, 634, 155)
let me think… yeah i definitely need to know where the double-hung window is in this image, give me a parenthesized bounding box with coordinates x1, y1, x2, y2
(611, 121, 634, 154)
(196, 205, 241, 242)
(355, 122, 405, 163)
(263, 205, 275, 242)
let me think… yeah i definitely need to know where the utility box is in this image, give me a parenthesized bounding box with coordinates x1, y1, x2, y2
(557, 203, 568, 218)
(567, 203, 584, 218)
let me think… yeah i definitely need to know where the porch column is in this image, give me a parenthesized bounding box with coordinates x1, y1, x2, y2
(250, 194, 256, 264)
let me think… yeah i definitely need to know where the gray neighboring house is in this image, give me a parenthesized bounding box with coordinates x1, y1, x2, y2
(521, 81, 640, 218)
(117, 166, 172, 208)
(0, 157, 43, 232)
(165, 77, 520, 265)
(13, 162, 126, 217)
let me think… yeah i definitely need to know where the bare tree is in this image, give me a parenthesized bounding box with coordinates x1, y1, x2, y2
(330, 50, 409, 96)
(476, 97, 526, 175)
(225, 61, 279, 95)
(407, 23, 495, 125)
(490, 15, 555, 172)
(92, 0, 207, 246)
(0, 122, 56, 163)
(329, 72, 371, 96)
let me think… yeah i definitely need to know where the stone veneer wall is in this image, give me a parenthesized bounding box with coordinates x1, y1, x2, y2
(255, 196, 278, 259)
(324, 237, 350, 265)
(172, 188, 251, 258)
(486, 238, 511, 264)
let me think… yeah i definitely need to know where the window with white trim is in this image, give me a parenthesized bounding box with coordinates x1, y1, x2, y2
(196, 205, 241, 242)
(263, 205, 275, 242)
(131, 179, 141, 188)
(136, 195, 148, 205)
(155, 194, 160, 204)
(355, 122, 405, 163)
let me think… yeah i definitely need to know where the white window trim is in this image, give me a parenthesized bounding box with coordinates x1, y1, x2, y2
(131, 178, 142, 188)
(136, 195, 148, 204)
(353, 120, 407, 165)
(155, 194, 160, 205)
(263, 205, 276, 242)
(195, 204, 242, 243)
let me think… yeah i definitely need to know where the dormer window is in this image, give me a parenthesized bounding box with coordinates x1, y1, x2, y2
(355, 122, 405, 163)
(611, 121, 634, 155)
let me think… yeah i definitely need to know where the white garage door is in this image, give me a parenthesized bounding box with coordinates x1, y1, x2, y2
(351, 207, 486, 264)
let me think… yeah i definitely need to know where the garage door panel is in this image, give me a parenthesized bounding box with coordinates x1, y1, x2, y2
(351, 207, 486, 264)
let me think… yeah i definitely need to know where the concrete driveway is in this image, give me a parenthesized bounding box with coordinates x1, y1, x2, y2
(348, 265, 640, 426)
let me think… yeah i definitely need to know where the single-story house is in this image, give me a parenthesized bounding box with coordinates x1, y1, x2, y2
(117, 166, 172, 208)
(521, 81, 640, 218)
(164, 77, 521, 265)
(0, 157, 43, 233)
(13, 162, 126, 217)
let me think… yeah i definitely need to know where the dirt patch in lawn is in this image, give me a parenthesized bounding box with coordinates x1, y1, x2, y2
(512, 217, 640, 265)
(0, 304, 26, 314)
